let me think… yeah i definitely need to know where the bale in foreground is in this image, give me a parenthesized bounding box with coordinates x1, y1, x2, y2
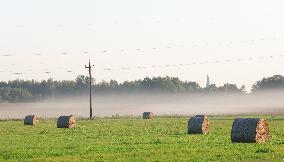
(143, 112, 154, 119)
(188, 115, 209, 134)
(57, 115, 76, 128)
(24, 115, 40, 125)
(231, 118, 269, 143)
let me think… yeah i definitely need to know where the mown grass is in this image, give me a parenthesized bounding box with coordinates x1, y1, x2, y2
(0, 116, 283, 162)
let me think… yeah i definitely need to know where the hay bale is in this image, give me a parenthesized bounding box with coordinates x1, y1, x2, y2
(112, 114, 119, 119)
(57, 115, 76, 128)
(195, 115, 206, 118)
(231, 118, 269, 143)
(188, 115, 209, 134)
(24, 115, 40, 125)
(143, 112, 154, 119)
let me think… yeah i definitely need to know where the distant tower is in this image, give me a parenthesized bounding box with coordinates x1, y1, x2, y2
(206, 75, 210, 88)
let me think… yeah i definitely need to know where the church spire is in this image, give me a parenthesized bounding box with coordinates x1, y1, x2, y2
(206, 75, 210, 88)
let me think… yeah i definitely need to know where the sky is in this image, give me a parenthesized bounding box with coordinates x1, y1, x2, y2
(0, 0, 284, 91)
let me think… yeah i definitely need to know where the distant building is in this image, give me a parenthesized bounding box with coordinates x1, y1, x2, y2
(206, 75, 210, 88)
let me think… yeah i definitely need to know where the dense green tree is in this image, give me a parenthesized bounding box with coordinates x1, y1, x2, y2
(0, 75, 249, 102)
(0, 88, 32, 102)
(252, 75, 284, 92)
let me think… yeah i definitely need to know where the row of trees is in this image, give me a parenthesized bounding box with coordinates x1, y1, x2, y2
(252, 75, 284, 92)
(0, 75, 282, 102)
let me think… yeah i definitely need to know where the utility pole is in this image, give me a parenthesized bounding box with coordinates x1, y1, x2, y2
(85, 60, 94, 119)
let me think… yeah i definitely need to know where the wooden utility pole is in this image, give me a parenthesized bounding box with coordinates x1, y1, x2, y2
(85, 60, 94, 119)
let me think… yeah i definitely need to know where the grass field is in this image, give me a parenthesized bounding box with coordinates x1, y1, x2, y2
(0, 116, 283, 161)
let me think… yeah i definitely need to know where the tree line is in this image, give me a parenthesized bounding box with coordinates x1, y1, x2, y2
(0, 75, 283, 102)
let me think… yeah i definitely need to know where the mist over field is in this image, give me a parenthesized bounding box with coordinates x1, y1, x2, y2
(1, 91, 284, 119)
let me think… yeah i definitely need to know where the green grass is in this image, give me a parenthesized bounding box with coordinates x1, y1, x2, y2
(0, 116, 283, 162)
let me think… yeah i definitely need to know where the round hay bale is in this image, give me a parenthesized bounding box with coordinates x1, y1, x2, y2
(57, 115, 76, 128)
(143, 112, 154, 119)
(195, 115, 206, 118)
(231, 118, 269, 143)
(188, 115, 209, 134)
(24, 115, 40, 125)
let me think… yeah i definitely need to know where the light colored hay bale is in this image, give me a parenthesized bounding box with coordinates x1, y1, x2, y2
(188, 115, 209, 134)
(143, 112, 154, 119)
(231, 118, 269, 143)
(24, 115, 40, 125)
(57, 115, 76, 128)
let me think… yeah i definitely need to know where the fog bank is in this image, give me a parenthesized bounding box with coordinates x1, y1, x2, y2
(0, 92, 284, 119)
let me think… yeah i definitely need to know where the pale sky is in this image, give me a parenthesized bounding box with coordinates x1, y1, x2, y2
(0, 0, 284, 90)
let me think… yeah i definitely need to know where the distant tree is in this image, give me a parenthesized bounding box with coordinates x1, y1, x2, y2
(0, 88, 33, 102)
(110, 80, 119, 88)
(218, 83, 240, 93)
(252, 75, 284, 92)
(240, 85, 246, 94)
(206, 84, 218, 92)
(182, 81, 200, 93)
(205, 83, 243, 94)
(0, 75, 247, 102)
(75, 75, 89, 92)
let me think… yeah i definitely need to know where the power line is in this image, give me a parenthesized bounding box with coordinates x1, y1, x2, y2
(99, 54, 284, 71)
(1, 53, 284, 75)
(1, 35, 284, 57)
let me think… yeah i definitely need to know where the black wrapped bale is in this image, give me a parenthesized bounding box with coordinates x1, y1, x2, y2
(24, 115, 40, 125)
(188, 115, 209, 134)
(143, 112, 154, 119)
(231, 118, 269, 143)
(57, 115, 76, 128)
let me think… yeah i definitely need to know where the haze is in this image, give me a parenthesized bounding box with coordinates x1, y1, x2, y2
(0, 92, 284, 119)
